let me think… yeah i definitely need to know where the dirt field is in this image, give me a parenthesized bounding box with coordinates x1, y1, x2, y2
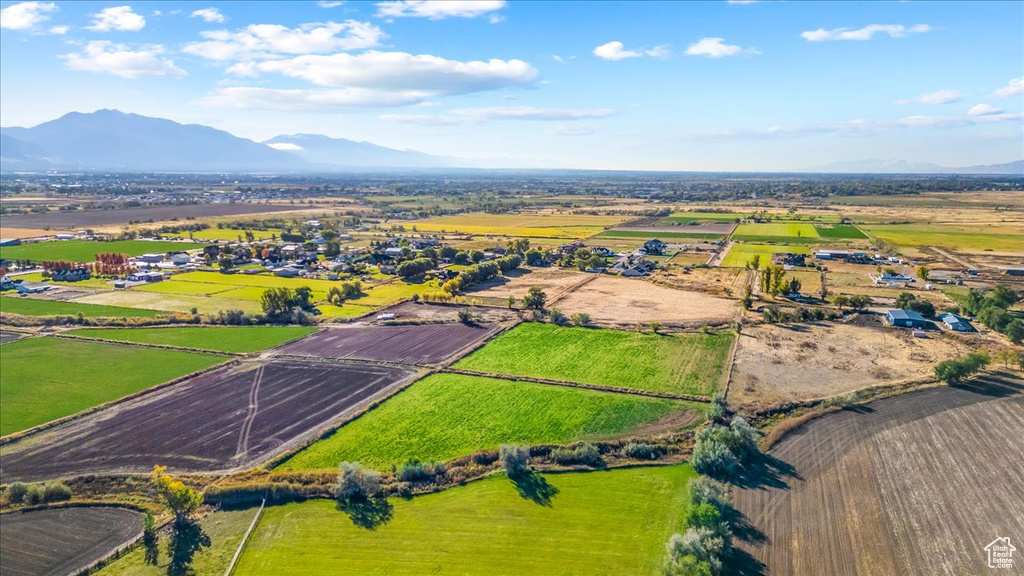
(0, 203, 304, 231)
(732, 372, 1024, 576)
(0, 360, 416, 481)
(466, 267, 592, 300)
(653, 267, 748, 297)
(374, 302, 516, 324)
(0, 329, 26, 344)
(275, 323, 502, 365)
(555, 276, 738, 327)
(729, 322, 971, 408)
(0, 507, 141, 576)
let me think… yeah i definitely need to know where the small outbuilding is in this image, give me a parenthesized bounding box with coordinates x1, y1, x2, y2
(940, 313, 974, 332)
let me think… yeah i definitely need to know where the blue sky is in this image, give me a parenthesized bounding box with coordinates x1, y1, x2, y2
(1, 0, 1022, 170)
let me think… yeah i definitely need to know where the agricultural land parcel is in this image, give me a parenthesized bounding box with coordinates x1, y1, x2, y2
(0, 337, 224, 436)
(66, 325, 317, 353)
(731, 222, 867, 243)
(0, 202, 303, 232)
(861, 223, 1024, 254)
(276, 323, 499, 365)
(0, 296, 164, 318)
(720, 243, 811, 267)
(0, 240, 190, 262)
(0, 507, 142, 576)
(734, 373, 1024, 576)
(555, 275, 738, 325)
(455, 323, 732, 396)
(236, 465, 696, 576)
(278, 373, 703, 471)
(465, 266, 589, 300)
(406, 212, 628, 238)
(1, 360, 416, 480)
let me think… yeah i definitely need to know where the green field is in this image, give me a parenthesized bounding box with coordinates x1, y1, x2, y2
(408, 213, 628, 239)
(660, 212, 745, 224)
(165, 228, 283, 242)
(0, 338, 224, 435)
(236, 465, 695, 576)
(455, 323, 732, 396)
(96, 508, 256, 576)
(814, 224, 867, 239)
(278, 373, 699, 471)
(597, 230, 724, 240)
(732, 222, 820, 240)
(0, 296, 165, 318)
(0, 240, 191, 262)
(66, 326, 316, 353)
(861, 224, 1024, 252)
(720, 243, 811, 267)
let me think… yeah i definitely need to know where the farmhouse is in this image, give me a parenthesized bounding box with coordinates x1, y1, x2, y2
(642, 239, 667, 255)
(940, 313, 974, 332)
(873, 271, 914, 286)
(127, 271, 164, 283)
(886, 309, 928, 328)
(52, 268, 92, 282)
(772, 252, 806, 267)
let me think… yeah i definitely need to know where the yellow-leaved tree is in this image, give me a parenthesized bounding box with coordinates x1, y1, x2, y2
(151, 465, 202, 525)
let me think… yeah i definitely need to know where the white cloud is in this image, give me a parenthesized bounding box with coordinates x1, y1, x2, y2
(993, 77, 1024, 98)
(801, 24, 930, 42)
(86, 6, 146, 32)
(182, 21, 385, 61)
(198, 86, 432, 110)
(190, 8, 225, 23)
(551, 54, 575, 64)
(376, 1, 506, 20)
(382, 106, 615, 125)
(238, 51, 537, 93)
(895, 89, 962, 105)
(48, 24, 69, 34)
(267, 142, 303, 150)
(593, 41, 670, 61)
(685, 37, 756, 58)
(318, 1, 345, 7)
(968, 103, 1004, 117)
(62, 41, 185, 78)
(0, 1, 56, 31)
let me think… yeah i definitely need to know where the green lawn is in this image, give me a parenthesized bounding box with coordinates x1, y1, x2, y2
(0, 296, 165, 318)
(0, 338, 224, 435)
(454, 323, 732, 396)
(278, 373, 700, 471)
(66, 326, 316, 353)
(96, 508, 256, 576)
(0, 240, 191, 263)
(720, 243, 811, 267)
(236, 465, 695, 576)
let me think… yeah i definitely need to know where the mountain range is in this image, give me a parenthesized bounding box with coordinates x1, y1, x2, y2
(1, 110, 1021, 174)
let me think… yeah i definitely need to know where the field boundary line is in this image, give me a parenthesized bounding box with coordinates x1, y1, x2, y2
(0, 358, 241, 447)
(224, 498, 266, 576)
(442, 367, 714, 402)
(721, 323, 742, 402)
(52, 333, 242, 357)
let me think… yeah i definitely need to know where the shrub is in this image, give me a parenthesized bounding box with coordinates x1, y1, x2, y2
(691, 417, 760, 480)
(622, 442, 666, 461)
(336, 462, 382, 502)
(7, 482, 27, 503)
(570, 312, 592, 327)
(42, 482, 71, 502)
(688, 477, 731, 511)
(935, 352, 990, 385)
(24, 484, 45, 505)
(549, 309, 569, 326)
(665, 528, 724, 576)
(550, 442, 603, 467)
(499, 444, 530, 478)
(396, 460, 445, 483)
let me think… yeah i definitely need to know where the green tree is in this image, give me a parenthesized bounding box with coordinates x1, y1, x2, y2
(336, 462, 382, 502)
(151, 465, 202, 524)
(522, 286, 547, 310)
(934, 352, 990, 385)
(831, 294, 850, 310)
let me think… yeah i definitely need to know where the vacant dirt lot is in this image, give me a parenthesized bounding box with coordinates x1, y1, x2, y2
(276, 323, 501, 365)
(0, 360, 416, 481)
(555, 276, 738, 327)
(0, 507, 141, 576)
(467, 267, 591, 301)
(371, 302, 516, 324)
(654, 267, 747, 297)
(733, 372, 1024, 576)
(729, 322, 971, 408)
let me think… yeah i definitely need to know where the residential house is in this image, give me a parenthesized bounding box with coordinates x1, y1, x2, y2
(52, 268, 92, 282)
(127, 271, 164, 283)
(642, 239, 667, 256)
(874, 271, 914, 286)
(772, 252, 806, 267)
(886, 309, 928, 328)
(137, 253, 164, 264)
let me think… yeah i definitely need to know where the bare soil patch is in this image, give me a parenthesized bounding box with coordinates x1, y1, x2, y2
(555, 276, 737, 327)
(732, 372, 1024, 576)
(466, 266, 591, 300)
(729, 322, 971, 409)
(0, 360, 416, 481)
(653, 267, 747, 297)
(276, 323, 501, 365)
(0, 507, 141, 576)
(375, 302, 515, 324)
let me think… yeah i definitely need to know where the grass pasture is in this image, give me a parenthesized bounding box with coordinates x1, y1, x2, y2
(0, 239, 190, 262)
(861, 223, 1024, 253)
(236, 465, 695, 576)
(720, 243, 810, 267)
(278, 373, 700, 471)
(814, 224, 867, 239)
(0, 337, 224, 435)
(0, 295, 165, 318)
(406, 212, 628, 238)
(732, 222, 820, 241)
(455, 323, 732, 396)
(66, 325, 316, 353)
(660, 211, 744, 224)
(164, 228, 283, 242)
